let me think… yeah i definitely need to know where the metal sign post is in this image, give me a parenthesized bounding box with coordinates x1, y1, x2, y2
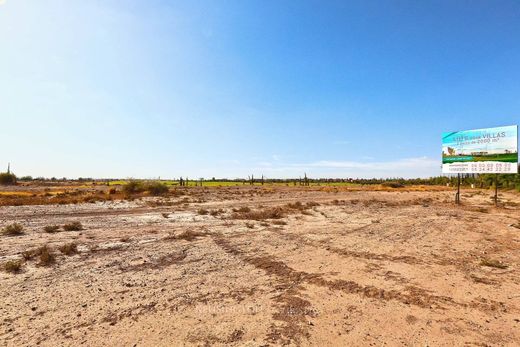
(494, 174, 498, 206)
(455, 173, 461, 204)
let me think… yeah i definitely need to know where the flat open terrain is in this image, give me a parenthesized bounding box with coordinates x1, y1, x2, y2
(1, 185, 520, 346)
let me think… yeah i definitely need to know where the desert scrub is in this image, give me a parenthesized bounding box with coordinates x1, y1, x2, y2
(145, 182, 169, 196)
(210, 209, 224, 216)
(4, 259, 23, 273)
(38, 246, 56, 266)
(23, 245, 56, 266)
(382, 181, 405, 188)
(480, 258, 508, 269)
(2, 223, 24, 236)
(0, 172, 17, 185)
(58, 243, 78, 256)
(44, 225, 61, 233)
(63, 221, 83, 231)
(231, 207, 285, 220)
(122, 180, 145, 195)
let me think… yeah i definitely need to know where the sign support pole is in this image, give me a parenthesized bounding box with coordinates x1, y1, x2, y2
(455, 173, 461, 205)
(494, 174, 498, 206)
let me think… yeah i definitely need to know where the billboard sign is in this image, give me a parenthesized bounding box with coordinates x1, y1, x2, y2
(442, 125, 518, 174)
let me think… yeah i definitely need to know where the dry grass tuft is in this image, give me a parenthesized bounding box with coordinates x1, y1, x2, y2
(4, 259, 23, 273)
(58, 243, 78, 256)
(480, 258, 508, 269)
(63, 221, 83, 231)
(38, 246, 56, 266)
(172, 230, 206, 241)
(2, 223, 24, 236)
(231, 207, 285, 220)
(44, 225, 61, 233)
(23, 245, 56, 266)
(382, 181, 405, 188)
(210, 209, 224, 216)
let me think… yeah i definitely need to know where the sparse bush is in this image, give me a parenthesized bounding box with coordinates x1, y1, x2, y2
(231, 207, 285, 220)
(58, 243, 77, 256)
(2, 223, 24, 236)
(0, 172, 17, 185)
(145, 182, 169, 196)
(44, 225, 61, 233)
(22, 249, 35, 260)
(480, 258, 508, 269)
(382, 181, 405, 188)
(63, 221, 83, 231)
(122, 180, 145, 195)
(37, 245, 55, 266)
(4, 259, 23, 273)
(23, 245, 56, 266)
(210, 209, 224, 216)
(286, 201, 305, 210)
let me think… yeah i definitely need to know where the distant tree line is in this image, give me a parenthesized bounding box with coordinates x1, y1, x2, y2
(3, 165, 520, 191)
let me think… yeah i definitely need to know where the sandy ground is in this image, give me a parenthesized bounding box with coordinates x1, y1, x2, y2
(1, 186, 520, 346)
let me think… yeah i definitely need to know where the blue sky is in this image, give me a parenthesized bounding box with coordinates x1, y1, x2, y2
(1, 0, 519, 179)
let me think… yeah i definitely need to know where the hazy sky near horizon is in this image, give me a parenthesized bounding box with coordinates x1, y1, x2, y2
(1, 0, 519, 179)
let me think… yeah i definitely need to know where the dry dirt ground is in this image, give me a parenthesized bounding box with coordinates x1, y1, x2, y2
(1, 186, 520, 346)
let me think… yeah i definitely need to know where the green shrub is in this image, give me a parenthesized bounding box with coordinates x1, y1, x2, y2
(2, 223, 24, 236)
(0, 173, 16, 185)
